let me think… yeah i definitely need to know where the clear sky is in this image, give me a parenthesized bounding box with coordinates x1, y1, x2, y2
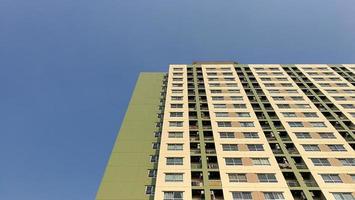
(0, 0, 355, 199)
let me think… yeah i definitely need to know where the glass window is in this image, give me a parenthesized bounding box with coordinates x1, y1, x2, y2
(321, 174, 342, 183)
(288, 122, 304, 127)
(263, 192, 285, 200)
(295, 132, 311, 139)
(167, 144, 183, 151)
(232, 192, 253, 200)
(240, 122, 254, 127)
(228, 173, 247, 182)
(243, 132, 259, 138)
(164, 191, 183, 200)
(148, 169, 157, 177)
(220, 132, 235, 138)
(328, 145, 346, 152)
(303, 144, 320, 151)
(252, 158, 270, 165)
(145, 185, 155, 195)
(258, 173, 277, 182)
(165, 173, 183, 182)
(166, 157, 183, 165)
(236, 112, 251, 117)
(282, 112, 296, 117)
(218, 122, 232, 127)
(225, 158, 242, 165)
(303, 112, 318, 118)
(222, 144, 238, 151)
(216, 112, 229, 117)
(311, 158, 330, 166)
(247, 144, 264, 151)
(338, 158, 355, 166)
(310, 122, 326, 127)
(168, 132, 183, 138)
(169, 121, 183, 127)
(319, 132, 336, 139)
(332, 193, 354, 200)
(170, 112, 183, 117)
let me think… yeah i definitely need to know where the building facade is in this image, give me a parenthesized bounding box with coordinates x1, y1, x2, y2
(96, 63, 355, 200)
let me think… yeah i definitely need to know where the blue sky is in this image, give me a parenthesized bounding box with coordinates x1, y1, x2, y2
(0, 0, 355, 199)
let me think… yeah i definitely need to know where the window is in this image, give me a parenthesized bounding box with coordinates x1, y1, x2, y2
(321, 174, 342, 183)
(167, 144, 183, 151)
(252, 158, 270, 165)
(296, 104, 311, 108)
(258, 173, 277, 182)
(216, 112, 229, 117)
(277, 104, 291, 109)
(319, 132, 336, 139)
(172, 83, 183, 87)
(240, 122, 254, 127)
(332, 193, 354, 200)
(341, 104, 355, 109)
(272, 96, 285, 101)
(228, 89, 240, 93)
(311, 158, 330, 166)
(225, 158, 242, 165)
(218, 122, 232, 127)
(228, 173, 247, 182)
(172, 78, 182, 81)
(282, 112, 296, 117)
(171, 96, 183, 101)
(243, 132, 259, 138)
(165, 173, 183, 182)
(232, 192, 252, 200)
(152, 142, 160, 149)
(166, 157, 183, 165)
(288, 122, 304, 127)
(172, 89, 183, 94)
(290, 96, 304, 101)
(328, 145, 346, 152)
(164, 191, 183, 200)
(211, 89, 222, 94)
(338, 158, 355, 166)
(148, 169, 157, 177)
(214, 104, 227, 108)
(222, 144, 238, 151)
(220, 132, 235, 138)
(170, 112, 183, 117)
(310, 122, 326, 127)
(304, 112, 318, 118)
(169, 121, 183, 127)
(150, 155, 158, 162)
(168, 132, 183, 138)
(171, 104, 183, 108)
(264, 192, 285, 200)
(247, 144, 264, 151)
(295, 132, 311, 139)
(303, 144, 320, 151)
(236, 112, 250, 117)
(145, 185, 155, 195)
(233, 104, 247, 108)
(212, 96, 224, 100)
(230, 96, 243, 101)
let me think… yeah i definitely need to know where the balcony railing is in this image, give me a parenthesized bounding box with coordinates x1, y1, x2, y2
(205, 149, 216, 154)
(207, 163, 219, 169)
(208, 180, 222, 186)
(191, 149, 201, 154)
(286, 180, 300, 187)
(191, 163, 202, 169)
(304, 180, 318, 187)
(191, 179, 203, 186)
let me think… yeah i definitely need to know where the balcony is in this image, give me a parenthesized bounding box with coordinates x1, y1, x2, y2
(304, 180, 318, 187)
(191, 149, 201, 154)
(286, 180, 300, 187)
(207, 163, 219, 169)
(191, 179, 203, 186)
(191, 163, 202, 169)
(208, 180, 222, 186)
(205, 149, 216, 154)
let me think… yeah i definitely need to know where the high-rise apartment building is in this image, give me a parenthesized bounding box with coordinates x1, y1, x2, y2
(96, 63, 355, 200)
